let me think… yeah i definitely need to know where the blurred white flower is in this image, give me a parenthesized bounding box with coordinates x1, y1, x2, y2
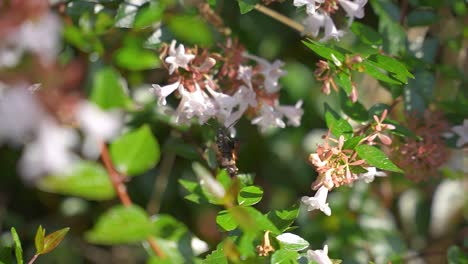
(321, 15, 345, 42)
(76, 101, 122, 159)
(301, 186, 332, 216)
(19, 119, 78, 183)
(244, 54, 286, 93)
(252, 104, 285, 132)
(19, 13, 62, 64)
(0, 85, 45, 144)
(451, 119, 468, 147)
(275, 100, 304, 127)
(151, 80, 181, 106)
(338, 0, 368, 25)
(293, 0, 324, 14)
(359, 166, 386, 183)
(0, 13, 61, 67)
(302, 12, 326, 37)
(191, 237, 209, 256)
(165, 40, 195, 74)
(307, 245, 332, 264)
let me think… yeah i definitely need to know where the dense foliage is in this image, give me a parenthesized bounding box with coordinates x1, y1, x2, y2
(0, 0, 466, 263)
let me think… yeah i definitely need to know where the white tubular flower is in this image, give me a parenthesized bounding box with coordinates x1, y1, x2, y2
(175, 85, 216, 125)
(252, 104, 286, 132)
(302, 12, 326, 37)
(0, 85, 45, 144)
(359, 166, 386, 183)
(165, 40, 195, 74)
(338, 0, 368, 25)
(237, 65, 253, 88)
(19, 119, 78, 183)
(321, 15, 345, 42)
(452, 119, 468, 147)
(244, 54, 286, 93)
(76, 101, 122, 159)
(275, 100, 304, 127)
(307, 245, 332, 264)
(293, 0, 324, 14)
(301, 186, 332, 216)
(205, 84, 239, 125)
(151, 80, 181, 106)
(0, 43, 23, 68)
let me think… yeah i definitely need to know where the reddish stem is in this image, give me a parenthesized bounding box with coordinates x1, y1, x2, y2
(100, 142, 132, 206)
(99, 142, 165, 258)
(27, 254, 39, 264)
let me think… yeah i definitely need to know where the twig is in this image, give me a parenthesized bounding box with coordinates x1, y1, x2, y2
(146, 149, 176, 215)
(27, 254, 38, 264)
(254, 4, 304, 33)
(100, 142, 132, 206)
(99, 142, 165, 258)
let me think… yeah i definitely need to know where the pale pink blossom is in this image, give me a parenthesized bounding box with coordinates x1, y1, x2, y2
(359, 166, 386, 183)
(244, 54, 286, 93)
(301, 186, 332, 216)
(165, 40, 195, 74)
(338, 0, 368, 25)
(251, 104, 286, 132)
(151, 81, 181, 106)
(451, 119, 468, 147)
(307, 245, 332, 264)
(275, 100, 304, 127)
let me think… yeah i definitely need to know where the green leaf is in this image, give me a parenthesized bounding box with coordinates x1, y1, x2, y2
(238, 186, 263, 206)
(41, 227, 70, 254)
(385, 119, 419, 139)
(355, 145, 403, 173)
(179, 179, 207, 204)
(229, 206, 280, 234)
(335, 72, 352, 94)
(303, 40, 345, 61)
(276, 233, 309, 251)
(114, 46, 160, 71)
(216, 210, 238, 231)
(133, 3, 165, 29)
(271, 249, 298, 264)
(167, 15, 213, 46)
(370, 54, 413, 84)
(267, 203, 299, 232)
(34, 226, 45, 254)
(407, 10, 439, 26)
(362, 60, 401, 84)
(90, 67, 130, 109)
(237, 0, 258, 14)
(152, 215, 188, 241)
(342, 135, 365, 150)
(11, 228, 23, 264)
(204, 244, 228, 264)
(339, 89, 368, 122)
(350, 22, 383, 46)
(447, 245, 468, 264)
(110, 125, 160, 176)
(370, 0, 406, 54)
(85, 205, 153, 244)
(0, 246, 13, 264)
(324, 103, 354, 140)
(38, 161, 115, 200)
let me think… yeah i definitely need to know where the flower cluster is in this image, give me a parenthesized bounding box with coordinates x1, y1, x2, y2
(302, 110, 394, 216)
(0, 83, 122, 183)
(151, 40, 303, 132)
(314, 54, 363, 102)
(294, 0, 368, 41)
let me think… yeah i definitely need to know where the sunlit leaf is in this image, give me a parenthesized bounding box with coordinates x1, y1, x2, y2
(38, 161, 115, 200)
(11, 228, 23, 264)
(238, 186, 263, 206)
(41, 227, 70, 254)
(276, 233, 309, 251)
(110, 125, 160, 176)
(356, 145, 403, 172)
(85, 205, 153, 244)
